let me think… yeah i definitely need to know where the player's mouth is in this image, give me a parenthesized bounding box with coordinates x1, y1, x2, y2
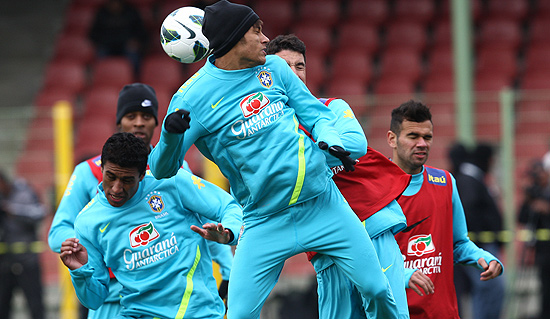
(108, 193, 126, 205)
(133, 131, 146, 139)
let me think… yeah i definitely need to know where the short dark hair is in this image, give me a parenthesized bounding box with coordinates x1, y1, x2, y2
(265, 34, 306, 61)
(390, 100, 432, 136)
(101, 132, 148, 176)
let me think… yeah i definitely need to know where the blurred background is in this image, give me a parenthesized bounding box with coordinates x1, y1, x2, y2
(1, 0, 550, 318)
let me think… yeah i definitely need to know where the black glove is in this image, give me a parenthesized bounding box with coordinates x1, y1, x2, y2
(164, 109, 190, 134)
(318, 141, 356, 172)
(218, 279, 229, 300)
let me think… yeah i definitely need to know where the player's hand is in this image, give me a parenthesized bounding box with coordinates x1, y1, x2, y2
(408, 270, 434, 296)
(318, 141, 356, 172)
(478, 258, 503, 280)
(164, 109, 191, 134)
(60, 238, 88, 270)
(218, 279, 229, 300)
(191, 222, 233, 244)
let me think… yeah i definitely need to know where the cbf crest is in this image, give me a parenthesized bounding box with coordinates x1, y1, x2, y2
(257, 70, 273, 88)
(148, 194, 164, 213)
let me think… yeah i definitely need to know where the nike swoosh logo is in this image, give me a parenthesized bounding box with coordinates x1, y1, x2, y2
(211, 97, 224, 109)
(176, 21, 195, 39)
(382, 264, 393, 273)
(401, 216, 430, 233)
(100, 222, 111, 233)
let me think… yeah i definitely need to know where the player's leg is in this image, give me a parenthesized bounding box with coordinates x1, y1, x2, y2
(0, 258, 16, 317)
(227, 210, 296, 319)
(297, 181, 398, 318)
(16, 257, 44, 319)
(370, 230, 409, 319)
(313, 254, 366, 319)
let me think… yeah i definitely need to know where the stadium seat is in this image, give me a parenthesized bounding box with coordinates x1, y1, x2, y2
(422, 73, 454, 94)
(81, 86, 121, 121)
(62, 5, 96, 37)
(297, 0, 341, 29)
(75, 119, 118, 160)
(182, 59, 207, 79)
(378, 49, 423, 83)
(520, 70, 550, 91)
(336, 22, 380, 56)
(290, 23, 332, 58)
(140, 54, 184, 93)
(485, 0, 529, 22)
(431, 20, 452, 50)
(330, 52, 373, 85)
(527, 17, 550, 45)
(345, 0, 389, 27)
(252, 0, 294, 38)
(523, 43, 550, 75)
(34, 88, 78, 110)
(392, 0, 435, 26)
(374, 76, 416, 96)
(42, 61, 88, 96)
(425, 46, 453, 76)
(325, 78, 368, 97)
(53, 34, 96, 66)
(475, 47, 518, 80)
(303, 53, 327, 96)
(383, 21, 428, 54)
(90, 57, 135, 89)
(474, 73, 514, 92)
(476, 18, 523, 51)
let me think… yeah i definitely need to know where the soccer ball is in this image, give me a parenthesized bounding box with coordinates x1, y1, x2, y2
(160, 7, 210, 63)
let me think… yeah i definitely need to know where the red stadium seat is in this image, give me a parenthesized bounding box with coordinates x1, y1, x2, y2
(527, 17, 550, 45)
(325, 78, 367, 98)
(303, 53, 327, 96)
(81, 86, 121, 121)
(336, 22, 380, 56)
(431, 20, 452, 49)
(62, 5, 96, 37)
(346, 0, 389, 27)
(252, 0, 294, 38)
(475, 47, 518, 80)
(290, 23, 332, 58)
(90, 57, 135, 89)
(53, 35, 96, 66)
(298, 0, 341, 29)
(422, 73, 454, 94)
(426, 46, 453, 76)
(383, 21, 428, 54)
(520, 70, 550, 91)
(374, 76, 416, 96)
(378, 49, 423, 83)
(42, 61, 88, 96)
(485, 0, 529, 22)
(330, 52, 373, 85)
(474, 73, 514, 92)
(141, 54, 184, 93)
(523, 43, 550, 75)
(34, 88, 78, 110)
(392, 0, 435, 26)
(75, 119, 117, 159)
(476, 18, 523, 51)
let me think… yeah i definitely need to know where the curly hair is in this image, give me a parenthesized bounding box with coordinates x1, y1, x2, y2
(101, 132, 148, 176)
(265, 34, 306, 61)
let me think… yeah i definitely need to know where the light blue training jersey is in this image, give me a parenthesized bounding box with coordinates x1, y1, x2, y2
(402, 168, 503, 284)
(70, 169, 242, 318)
(149, 55, 355, 218)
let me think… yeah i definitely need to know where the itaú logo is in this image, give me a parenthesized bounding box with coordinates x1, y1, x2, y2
(407, 234, 435, 257)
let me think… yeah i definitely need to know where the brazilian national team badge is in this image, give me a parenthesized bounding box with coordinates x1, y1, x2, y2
(257, 70, 273, 88)
(148, 195, 164, 213)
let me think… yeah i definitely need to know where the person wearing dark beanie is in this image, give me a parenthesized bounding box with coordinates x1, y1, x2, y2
(202, 0, 259, 59)
(116, 83, 158, 125)
(151, 1, 400, 318)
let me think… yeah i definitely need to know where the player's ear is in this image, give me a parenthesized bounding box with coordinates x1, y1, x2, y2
(387, 130, 397, 148)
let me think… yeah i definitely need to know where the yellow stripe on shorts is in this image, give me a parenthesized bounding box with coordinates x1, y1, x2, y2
(289, 115, 306, 205)
(175, 245, 201, 319)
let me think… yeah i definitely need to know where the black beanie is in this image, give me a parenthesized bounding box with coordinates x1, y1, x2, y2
(116, 83, 158, 124)
(202, 0, 259, 58)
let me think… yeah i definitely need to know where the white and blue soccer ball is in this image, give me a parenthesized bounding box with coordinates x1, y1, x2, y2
(160, 7, 210, 63)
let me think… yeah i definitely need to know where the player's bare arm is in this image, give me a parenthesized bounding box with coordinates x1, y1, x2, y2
(191, 222, 234, 244)
(408, 270, 435, 296)
(478, 258, 503, 281)
(60, 238, 88, 270)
